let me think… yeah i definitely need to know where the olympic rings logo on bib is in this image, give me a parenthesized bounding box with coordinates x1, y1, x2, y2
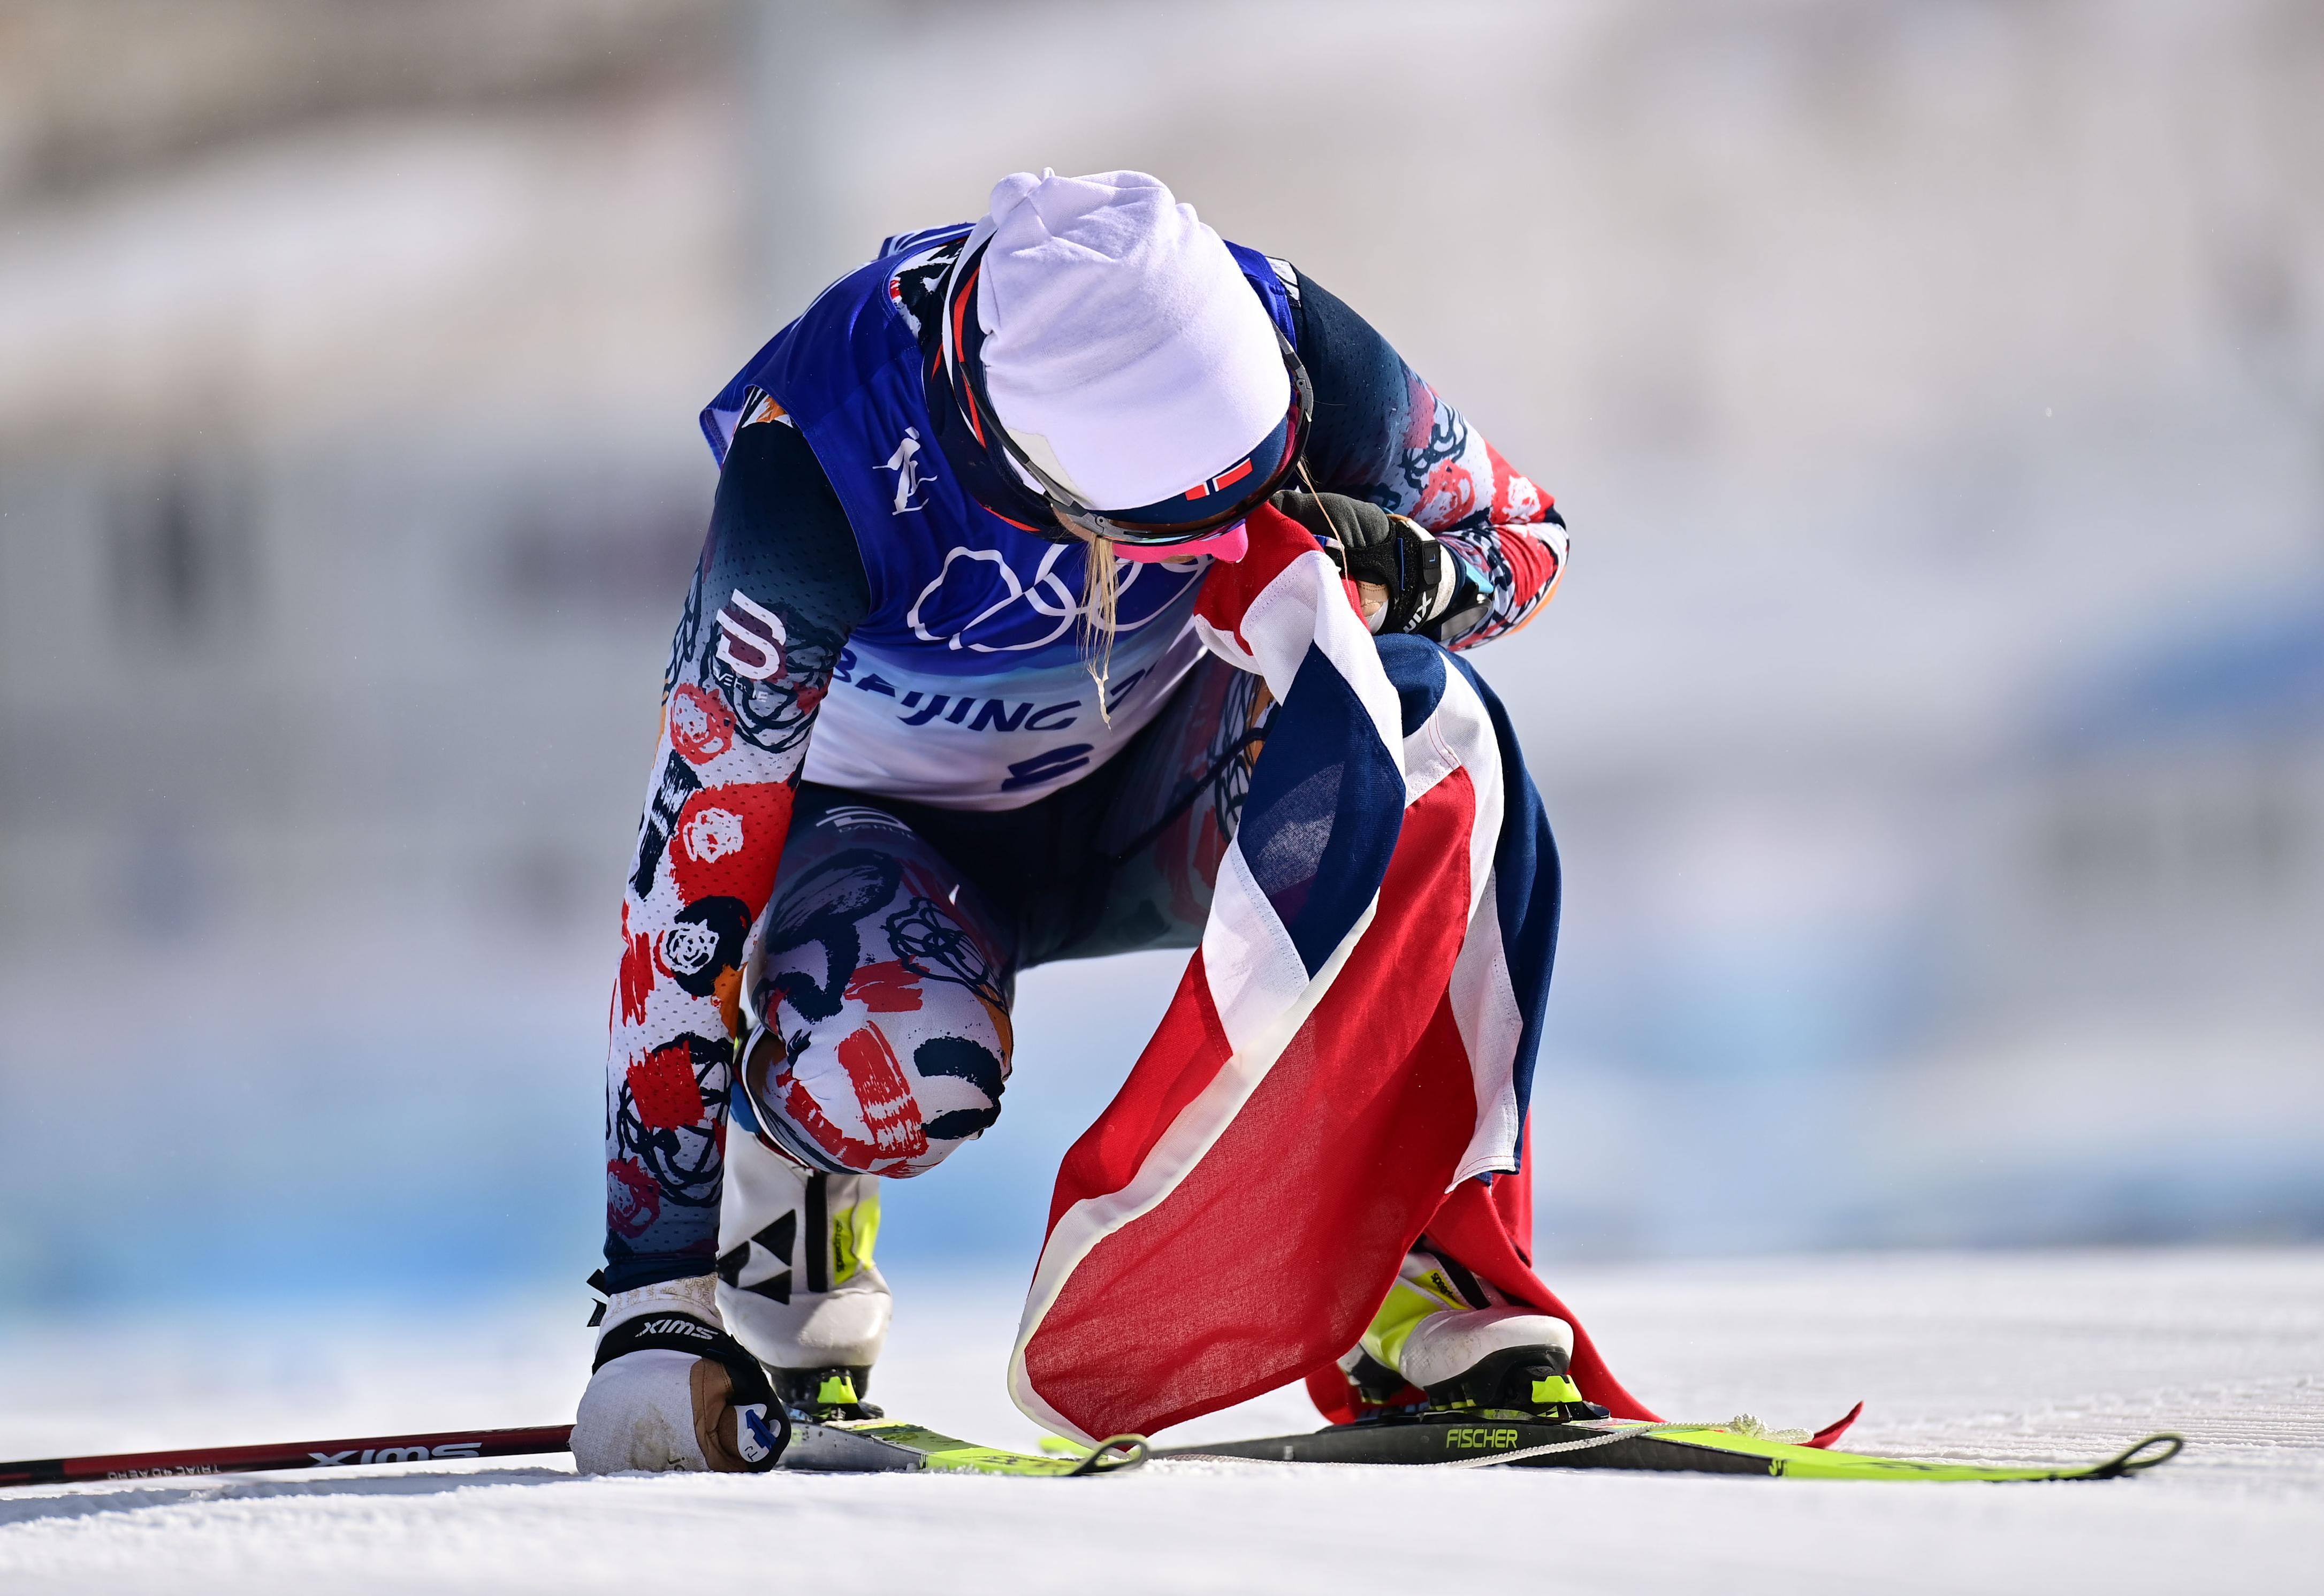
(903, 543, 1202, 653)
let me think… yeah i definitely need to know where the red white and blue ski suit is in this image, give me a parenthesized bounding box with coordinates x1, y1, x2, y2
(602, 225, 1649, 1437)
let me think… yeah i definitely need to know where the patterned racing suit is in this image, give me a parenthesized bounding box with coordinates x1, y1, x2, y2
(602, 256, 1567, 1377)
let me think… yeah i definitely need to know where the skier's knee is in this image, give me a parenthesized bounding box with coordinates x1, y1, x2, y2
(742, 834, 1015, 1179)
(737, 1011, 1009, 1179)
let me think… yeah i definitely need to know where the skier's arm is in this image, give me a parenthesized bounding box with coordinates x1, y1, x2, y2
(601, 416, 869, 1296)
(1290, 272, 1566, 649)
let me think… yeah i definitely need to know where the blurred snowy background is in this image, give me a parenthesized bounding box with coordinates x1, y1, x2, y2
(3, 0, 2322, 1326)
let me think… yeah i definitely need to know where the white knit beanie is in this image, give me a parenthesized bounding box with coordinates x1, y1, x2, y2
(970, 170, 1291, 513)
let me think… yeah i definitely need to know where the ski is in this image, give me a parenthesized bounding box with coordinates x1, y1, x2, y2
(1155, 1414, 2183, 1482)
(0, 1421, 1146, 1490)
(784, 1421, 1146, 1477)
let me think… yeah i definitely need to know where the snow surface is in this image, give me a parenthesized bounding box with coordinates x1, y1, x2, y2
(3, 1248, 2318, 1594)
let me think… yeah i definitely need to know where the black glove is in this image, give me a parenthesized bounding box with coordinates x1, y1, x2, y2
(1269, 488, 1459, 637)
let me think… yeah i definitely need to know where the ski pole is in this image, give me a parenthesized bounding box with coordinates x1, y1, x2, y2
(0, 1424, 574, 1488)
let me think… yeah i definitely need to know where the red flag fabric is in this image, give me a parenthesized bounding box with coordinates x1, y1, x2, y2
(1008, 507, 1655, 1441)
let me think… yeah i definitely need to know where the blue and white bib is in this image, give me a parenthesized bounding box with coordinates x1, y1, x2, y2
(701, 227, 1298, 810)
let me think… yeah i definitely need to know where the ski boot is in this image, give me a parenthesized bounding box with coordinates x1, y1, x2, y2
(774, 1366, 884, 1423)
(715, 1128, 893, 1426)
(1340, 1249, 1609, 1422)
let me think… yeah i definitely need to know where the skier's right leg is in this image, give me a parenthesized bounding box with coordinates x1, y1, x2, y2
(716, 787, 1018, 1416)
(715, 1138, 890, 1417)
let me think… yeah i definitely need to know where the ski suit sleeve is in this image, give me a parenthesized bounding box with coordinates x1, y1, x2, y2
(1290, 271, 1566, 650)
(603, 416, 870, 1293)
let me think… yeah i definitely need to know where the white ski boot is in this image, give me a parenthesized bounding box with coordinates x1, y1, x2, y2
(716, 1124, 891, 1422)
(1339, 1249, 1607, 1419)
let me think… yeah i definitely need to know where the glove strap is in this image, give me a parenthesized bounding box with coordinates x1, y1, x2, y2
(1383, 516, 1451, 635)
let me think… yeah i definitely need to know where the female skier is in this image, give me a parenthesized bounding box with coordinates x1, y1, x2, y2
(575, 171, 1632, 1472)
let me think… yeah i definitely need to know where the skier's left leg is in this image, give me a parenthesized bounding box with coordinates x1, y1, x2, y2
(1070, 645, 1591, 1425)
(1040, 652, 1270, 960)
(1332, 1241, 1591, 1419)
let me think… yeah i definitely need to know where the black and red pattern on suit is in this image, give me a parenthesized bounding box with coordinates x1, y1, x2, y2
(601, 266, 1567, 1291)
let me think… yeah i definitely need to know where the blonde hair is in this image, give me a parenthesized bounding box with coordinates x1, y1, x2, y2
(1082, 537, 1121, 721)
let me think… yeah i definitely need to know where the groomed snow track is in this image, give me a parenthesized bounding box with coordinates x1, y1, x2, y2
(2, 1248, 2317, 1594)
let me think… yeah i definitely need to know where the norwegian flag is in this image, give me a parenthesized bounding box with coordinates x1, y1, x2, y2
(1007, 505, 1657, 1443)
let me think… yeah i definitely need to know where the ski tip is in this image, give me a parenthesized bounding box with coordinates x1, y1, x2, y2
(1804, 1401, 1865, 1450)
(2090, 1433, 2184, 1478)
(1066, 1435, 1149, 1477)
